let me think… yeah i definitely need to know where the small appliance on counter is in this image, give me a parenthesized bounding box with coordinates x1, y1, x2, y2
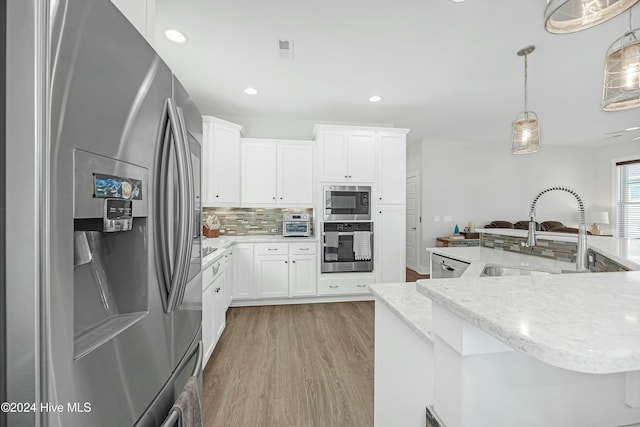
(283, 213, 311, 237)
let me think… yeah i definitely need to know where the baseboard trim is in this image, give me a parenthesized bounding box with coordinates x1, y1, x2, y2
(230, 294, 375, 307)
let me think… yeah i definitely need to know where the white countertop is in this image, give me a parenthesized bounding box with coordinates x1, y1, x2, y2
(368, 282, 433, 347)
(427, 246, 575, 277)
(479, 228, 640, 271)
(416, 271, 640, 374)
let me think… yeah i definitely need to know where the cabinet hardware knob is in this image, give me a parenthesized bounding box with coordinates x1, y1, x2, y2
(379, 197, 382, 200)
(348, 175, 352, 178)
(344, 175, 348, 178)
(279, 197, 283, 200)
(379, 211, 382, 214)
(273, 196, 276, 200)
(216, 195, 219, 198)
(285, 260, 288, 264)
(329, 285, 339, 288)
(357, 284, 366, 287)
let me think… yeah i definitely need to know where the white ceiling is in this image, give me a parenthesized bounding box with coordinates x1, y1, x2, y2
(154, 0, 640, 146)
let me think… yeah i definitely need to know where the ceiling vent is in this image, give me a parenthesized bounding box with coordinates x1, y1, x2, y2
(277, 39, 294, 59)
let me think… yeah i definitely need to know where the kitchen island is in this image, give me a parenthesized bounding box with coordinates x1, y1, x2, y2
(370, 237, 640, 427)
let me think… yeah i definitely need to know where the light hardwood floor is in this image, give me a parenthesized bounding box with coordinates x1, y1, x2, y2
(202, 302, 375, 427)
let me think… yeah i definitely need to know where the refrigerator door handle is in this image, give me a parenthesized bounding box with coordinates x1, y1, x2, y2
(164, 98, 190, 313)
(158, 340, 203, 427)
(175, 106, 195, 307)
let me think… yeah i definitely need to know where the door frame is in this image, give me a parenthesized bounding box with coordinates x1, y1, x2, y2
(406, 172, 425, 274)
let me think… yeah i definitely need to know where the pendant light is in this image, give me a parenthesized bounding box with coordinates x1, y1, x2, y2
(602, 9, 640, 111)
(512, 46, 540, 155)
(545, 0, 639, 34)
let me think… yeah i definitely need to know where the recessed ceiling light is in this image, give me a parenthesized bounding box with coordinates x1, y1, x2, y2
(368, 95, 382, 103)
(451, 0, 467, 2)
(244, 87, 258, 95)
(164, 29, 188, 44)
(625, 126, 640, 131)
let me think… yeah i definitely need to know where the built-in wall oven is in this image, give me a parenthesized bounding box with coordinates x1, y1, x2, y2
(322, 222, 373, 273)
(324, 185, 371, 221)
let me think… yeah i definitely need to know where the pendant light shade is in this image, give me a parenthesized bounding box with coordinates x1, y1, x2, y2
(512, 46, 540, 155)
(602, 19, 640, 111)
(544, 0, 639, 34)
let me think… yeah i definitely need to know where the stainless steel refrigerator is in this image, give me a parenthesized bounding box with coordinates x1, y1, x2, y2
(3, 0, 203, 425)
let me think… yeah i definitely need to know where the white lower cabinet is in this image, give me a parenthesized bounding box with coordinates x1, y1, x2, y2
(232, 243, 255, 300)
(376, 205, 406, 283)
(289, 254, 317, 297)
(231, 242, 318, 301)
(316, 274, 373, 296)
(224, 250, 233, 308)
(254, 254, 290, 298)
(202, 256, 227, 367)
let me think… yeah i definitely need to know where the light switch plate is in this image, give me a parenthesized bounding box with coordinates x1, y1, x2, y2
(444, 216, 452, 222)
(433, 216, 441, 222)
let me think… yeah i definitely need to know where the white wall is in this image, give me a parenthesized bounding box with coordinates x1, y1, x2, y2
(417, 140, 596, 270)
(110, 0, 155, 45)
(407, 139, 422, 176)
(593, 140, 640, 235)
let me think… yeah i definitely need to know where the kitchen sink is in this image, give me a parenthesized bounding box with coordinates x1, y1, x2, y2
(480, 264, 556, 277)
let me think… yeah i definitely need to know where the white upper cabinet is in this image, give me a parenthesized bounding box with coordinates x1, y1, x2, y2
(241, 139, 313, 207)
(202, 117, 243, 206)
(347, 132, 376, 182)
(241, 141, 278, 205)
(315, 125, 383, 183)
(377, 132, 407, 205)
(319, 132, 349, 181)
(278, 144, 313, 205)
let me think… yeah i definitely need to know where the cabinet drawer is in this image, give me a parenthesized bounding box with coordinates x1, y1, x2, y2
(289, 242, 317, 255)
(254, 243, 289, 255)
(203, 259, 225, 291)
(317, 277, 372, 296)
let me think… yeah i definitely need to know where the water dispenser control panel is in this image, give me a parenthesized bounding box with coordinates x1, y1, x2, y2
(103, 199, 133, 232)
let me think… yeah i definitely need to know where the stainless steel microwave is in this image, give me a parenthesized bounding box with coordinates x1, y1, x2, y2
(323, 185, 371, 221)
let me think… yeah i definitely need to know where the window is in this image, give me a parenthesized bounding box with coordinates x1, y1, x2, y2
(617, 159, 640, 238)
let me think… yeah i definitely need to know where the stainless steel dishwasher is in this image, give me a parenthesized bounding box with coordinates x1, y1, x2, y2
(431, 254, 470, 278)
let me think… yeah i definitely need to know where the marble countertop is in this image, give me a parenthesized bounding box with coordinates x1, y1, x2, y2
(368, 282, 433, 347)
(479, 229, 640, 271)
(426, 246, 575, 277)
(417, 271, 640, 374)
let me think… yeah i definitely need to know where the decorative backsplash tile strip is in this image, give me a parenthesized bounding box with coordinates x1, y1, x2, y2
(480, 233, 630, 271)
(201, 207, 313, 236)
(481, 233, 577, 262)
(587, 249, 630, 272)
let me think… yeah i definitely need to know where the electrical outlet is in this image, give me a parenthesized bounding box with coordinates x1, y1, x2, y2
(270, 228, 278, 233)
(444, 216, 452, 223)
(433, 216, 441, 222)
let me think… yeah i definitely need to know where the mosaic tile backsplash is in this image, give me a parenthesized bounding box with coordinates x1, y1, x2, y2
(480, 233, 630, 272)
(202, 207, 314, 236)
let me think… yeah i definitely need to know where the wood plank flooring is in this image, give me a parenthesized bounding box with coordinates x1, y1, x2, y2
(202, 302, 375, 427)
(406, 268, 429, 282)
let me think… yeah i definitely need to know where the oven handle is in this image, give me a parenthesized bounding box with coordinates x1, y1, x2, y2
(322, 232, 374, 236)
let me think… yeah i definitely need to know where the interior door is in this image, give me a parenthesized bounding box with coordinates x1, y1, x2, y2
(406, 175, 419, 272)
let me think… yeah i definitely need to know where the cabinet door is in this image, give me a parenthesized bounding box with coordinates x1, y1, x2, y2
(202, 120, 216, 206)
(277, 144, 313, 206)
(224, 251, 233, 309)
(212, 274, 226, 343)
(319, 132, 348, 181)
(347, 132, 376, 182)
(377, 133, 406, 204)
(232, 243, 255, 299)
(202, 284, 216, 364)
(212, 123, 241, 204)
(241, 141, 277, 205)
(376, 206, 406, 283)
(289, 254, 317, 297)
(254, 255, 289, 298)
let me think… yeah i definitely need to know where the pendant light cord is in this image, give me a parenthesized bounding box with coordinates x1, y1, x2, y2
(524, 53, 528, 112)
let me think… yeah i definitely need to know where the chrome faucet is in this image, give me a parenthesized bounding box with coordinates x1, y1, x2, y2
(523, 186, 589, 272)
